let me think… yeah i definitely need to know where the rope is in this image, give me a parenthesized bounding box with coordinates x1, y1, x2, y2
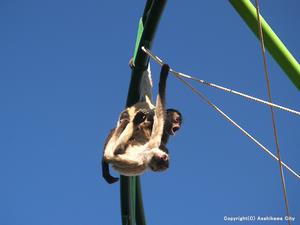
(139, 49, 300, 117)
(141, 46, 300, 180)
(255, 0, 291, 223)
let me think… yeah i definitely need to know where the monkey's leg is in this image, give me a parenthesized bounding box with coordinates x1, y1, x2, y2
(102, 119, 131, 184)
(104, 119, 129, 162)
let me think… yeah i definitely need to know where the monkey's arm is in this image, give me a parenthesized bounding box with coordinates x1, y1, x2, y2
(102, 117, 139, 183)
(103, 117, 136, 184)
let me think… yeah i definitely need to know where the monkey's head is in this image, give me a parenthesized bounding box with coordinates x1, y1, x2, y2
(149, 149, 169, 172)
(165, 108, 182, 135)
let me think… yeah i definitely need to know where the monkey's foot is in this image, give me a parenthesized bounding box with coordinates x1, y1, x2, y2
(133, 110, 147, 125)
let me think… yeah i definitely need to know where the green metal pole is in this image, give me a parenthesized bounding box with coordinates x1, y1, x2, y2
(120, 1, 167, 225)
(229, 0, 300, 90)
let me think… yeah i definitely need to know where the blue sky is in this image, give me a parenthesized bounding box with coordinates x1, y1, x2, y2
(1, 1, 299, 225)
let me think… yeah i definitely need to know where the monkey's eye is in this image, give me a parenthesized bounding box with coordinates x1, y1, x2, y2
(174, 117, 180, 123)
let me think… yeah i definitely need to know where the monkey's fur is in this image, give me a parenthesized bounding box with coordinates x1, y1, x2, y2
(102, 64, 182, 184)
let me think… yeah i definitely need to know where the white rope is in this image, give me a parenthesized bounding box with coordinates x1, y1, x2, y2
(141, 46, 300, 180)
(141, 47, 300, 117)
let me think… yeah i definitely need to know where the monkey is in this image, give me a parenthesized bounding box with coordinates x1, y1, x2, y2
(162, 108, 182, 146)
(101, 64, 183, 183)
(101, 60, 154, 184)
(102, 108, 182, 184)
(102, 64, 183, 184)
(103, 64, 170, 176)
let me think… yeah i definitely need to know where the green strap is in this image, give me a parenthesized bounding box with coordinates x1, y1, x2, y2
(133, 19, 144, 61)
(229, 0, 300, 90)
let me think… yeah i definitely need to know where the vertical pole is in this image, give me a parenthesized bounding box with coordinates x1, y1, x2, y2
(120, 1, 167, 225)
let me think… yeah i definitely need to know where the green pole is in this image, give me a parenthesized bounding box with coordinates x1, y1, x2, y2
(120, 1, 167, 225)
(229, 0, 300, 90)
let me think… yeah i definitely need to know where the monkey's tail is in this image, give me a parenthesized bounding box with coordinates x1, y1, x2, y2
(158, 64, 170, 107)
(149, 64, 170, 148)
(102, 158, 119, 184)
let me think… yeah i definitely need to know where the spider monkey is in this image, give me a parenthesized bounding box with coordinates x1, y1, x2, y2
(102, 64, 182, 184)
(103, 64, 169, 177)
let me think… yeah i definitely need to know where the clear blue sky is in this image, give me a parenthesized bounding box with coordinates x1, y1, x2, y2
(1, 1, 299, 224)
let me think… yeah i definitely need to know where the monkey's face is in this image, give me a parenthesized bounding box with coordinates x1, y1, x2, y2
(149, 149, 169, 172)
(165, 109, 182, 135)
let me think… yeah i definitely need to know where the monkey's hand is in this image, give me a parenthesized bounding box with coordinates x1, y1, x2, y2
(133, 110, 147, 125)
(129, 58, 135, 69)
(119, 110, 129, 124)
